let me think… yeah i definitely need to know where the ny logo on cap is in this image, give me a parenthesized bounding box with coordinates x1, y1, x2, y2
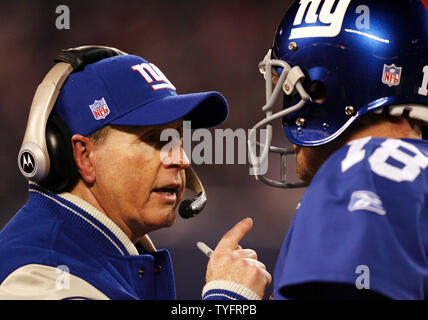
(131, 63, 176, 91)
(89, 97, 110, 120)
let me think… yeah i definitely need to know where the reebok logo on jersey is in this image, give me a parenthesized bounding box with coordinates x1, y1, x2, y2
(348, 190, 386, 215)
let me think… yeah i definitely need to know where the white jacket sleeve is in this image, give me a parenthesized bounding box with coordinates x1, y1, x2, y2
(0, 264, 109, 300)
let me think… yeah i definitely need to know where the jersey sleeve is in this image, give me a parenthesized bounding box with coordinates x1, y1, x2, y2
(274, 138, 428, 300)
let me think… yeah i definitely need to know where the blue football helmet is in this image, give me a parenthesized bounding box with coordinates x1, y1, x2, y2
(248, 0, 428, 188)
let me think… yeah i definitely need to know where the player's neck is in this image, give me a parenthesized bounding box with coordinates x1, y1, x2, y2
(346, 116, 421, 143)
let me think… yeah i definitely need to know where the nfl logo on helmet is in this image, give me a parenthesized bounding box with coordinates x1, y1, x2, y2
(382, 64, 402, 87)
(89, 98, 110, 120)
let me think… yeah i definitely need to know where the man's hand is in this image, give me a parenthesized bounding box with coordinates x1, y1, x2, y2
(205, 217, 272, 299)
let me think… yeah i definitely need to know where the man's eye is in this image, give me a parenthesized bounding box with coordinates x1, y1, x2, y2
(146, 134, 158, 142)
(142, 129, 183, 148)
(144, 134, 163, 146)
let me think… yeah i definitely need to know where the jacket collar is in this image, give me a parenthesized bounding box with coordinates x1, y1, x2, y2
(29, 182, 157, 256)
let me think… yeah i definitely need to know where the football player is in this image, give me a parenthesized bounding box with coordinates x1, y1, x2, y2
(248, 0, 428, 299)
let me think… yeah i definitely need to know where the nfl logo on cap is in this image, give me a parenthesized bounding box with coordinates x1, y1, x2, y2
(382, 64, 402, 87)
(89, 98, 110, 120)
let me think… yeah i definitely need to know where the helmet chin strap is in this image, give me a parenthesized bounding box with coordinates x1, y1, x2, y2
(247, 50, 309, 189)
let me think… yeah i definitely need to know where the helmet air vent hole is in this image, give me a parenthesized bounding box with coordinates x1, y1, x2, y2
(309, 80, 326, 104)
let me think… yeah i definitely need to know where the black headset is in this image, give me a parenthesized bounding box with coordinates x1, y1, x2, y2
(18, 45, 206, 219)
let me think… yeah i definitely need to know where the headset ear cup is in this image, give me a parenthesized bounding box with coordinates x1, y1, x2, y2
(40, 115, 79, 193)
(423, 125, 428, 140)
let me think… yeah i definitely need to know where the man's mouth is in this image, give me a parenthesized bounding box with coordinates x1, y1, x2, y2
(153, 187, 178, 195)
(151, 184, 181, 201)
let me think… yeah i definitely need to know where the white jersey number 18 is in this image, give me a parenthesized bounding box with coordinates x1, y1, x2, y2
(341, 138, 428, 182)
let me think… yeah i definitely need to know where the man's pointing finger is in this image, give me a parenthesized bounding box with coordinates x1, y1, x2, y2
(215, 217, 253, 252)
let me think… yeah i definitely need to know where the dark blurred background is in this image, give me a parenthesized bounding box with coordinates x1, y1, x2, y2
(0, 0, 305, 299)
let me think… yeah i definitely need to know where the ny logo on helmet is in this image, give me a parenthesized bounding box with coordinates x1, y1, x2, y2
(289, 0, 351, 39)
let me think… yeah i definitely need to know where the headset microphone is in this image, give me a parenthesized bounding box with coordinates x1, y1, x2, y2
(179, 166, 207, 219)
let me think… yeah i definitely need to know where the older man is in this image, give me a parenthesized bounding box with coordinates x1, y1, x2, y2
(0, 48, 271, 299)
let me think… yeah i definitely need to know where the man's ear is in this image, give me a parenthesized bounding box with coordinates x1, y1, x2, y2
(71, 134, 96, 184)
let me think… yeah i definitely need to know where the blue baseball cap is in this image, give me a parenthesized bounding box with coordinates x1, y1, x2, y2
(53, 54, 229, 136)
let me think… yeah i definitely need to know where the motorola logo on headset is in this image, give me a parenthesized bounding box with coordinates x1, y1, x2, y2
(20, 151, 36, 175)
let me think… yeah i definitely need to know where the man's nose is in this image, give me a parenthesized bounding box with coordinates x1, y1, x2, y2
(161, 143, 190, 169)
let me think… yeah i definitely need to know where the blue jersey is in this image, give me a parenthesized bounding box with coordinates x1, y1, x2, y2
(274, 137, 428, 299)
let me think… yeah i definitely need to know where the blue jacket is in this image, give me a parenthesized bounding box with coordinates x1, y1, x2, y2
(0, 183, 176, 299)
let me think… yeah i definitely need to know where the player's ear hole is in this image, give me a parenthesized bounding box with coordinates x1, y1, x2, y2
(309, 80, 327, 104)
